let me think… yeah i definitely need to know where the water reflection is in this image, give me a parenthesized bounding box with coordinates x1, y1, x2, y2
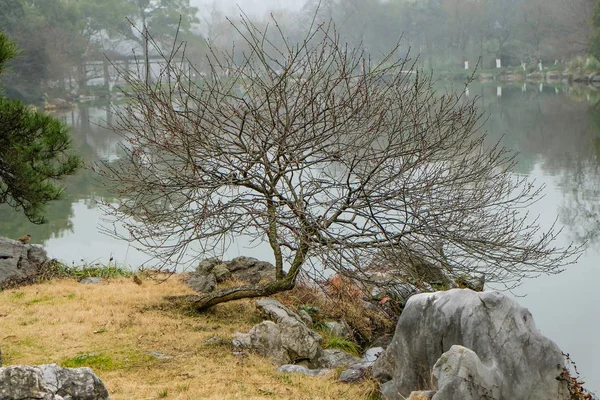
(475, 83, 600, 393)
(0, 106, 123, 259)
(481, 83, 600, 248)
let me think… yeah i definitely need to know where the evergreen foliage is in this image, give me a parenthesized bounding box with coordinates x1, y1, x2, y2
(0, 33, 80, 224)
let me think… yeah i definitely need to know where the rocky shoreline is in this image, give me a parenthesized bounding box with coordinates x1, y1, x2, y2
(474, 70, 600, 85)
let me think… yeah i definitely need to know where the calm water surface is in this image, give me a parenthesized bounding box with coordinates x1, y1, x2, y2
(1, 84, 599, 392)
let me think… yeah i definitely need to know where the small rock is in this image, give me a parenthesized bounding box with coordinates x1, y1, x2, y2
(204, 336, 222, 345)
(277, 364, 332, 377)
(186, 257, 277, 292)
(338, 361, 373, 383)
(339, 368, 366, 383)
(79, 277, 102, 285)
(363, 347, 384, 364)
(315, 349, 361, 369)
(147, 351, 172, 359)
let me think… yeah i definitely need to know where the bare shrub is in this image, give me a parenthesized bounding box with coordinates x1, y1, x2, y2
(98, 14, 579, 310)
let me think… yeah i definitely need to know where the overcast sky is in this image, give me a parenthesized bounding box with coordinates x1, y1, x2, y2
(190, 0, 303, 18)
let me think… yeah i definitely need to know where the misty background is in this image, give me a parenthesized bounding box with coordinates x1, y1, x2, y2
(0, 0, 596, 102)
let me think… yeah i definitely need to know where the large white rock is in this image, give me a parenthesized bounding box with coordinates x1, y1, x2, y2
(373, 289, 569, 400)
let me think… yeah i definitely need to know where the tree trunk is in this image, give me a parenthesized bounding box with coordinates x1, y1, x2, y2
(77, 60, 87, 94)
(193, 278, 296, 311)
(103, 58, 110, 89)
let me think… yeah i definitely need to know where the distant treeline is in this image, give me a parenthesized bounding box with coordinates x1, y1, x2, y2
(1, 0, 598, 101)
(0, 0, 203, 101)
(296, 0, 596, 69)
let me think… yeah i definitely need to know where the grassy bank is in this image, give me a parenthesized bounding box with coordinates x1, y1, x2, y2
(0, 275, 376, 399)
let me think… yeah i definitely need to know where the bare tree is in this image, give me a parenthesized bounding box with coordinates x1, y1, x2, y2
(98, 14, 579, 310)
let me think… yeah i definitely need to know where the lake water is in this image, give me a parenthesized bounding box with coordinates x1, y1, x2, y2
(1, 83, 599, 393)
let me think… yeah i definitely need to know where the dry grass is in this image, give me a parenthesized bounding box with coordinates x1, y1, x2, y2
(0, 275, 375, 399)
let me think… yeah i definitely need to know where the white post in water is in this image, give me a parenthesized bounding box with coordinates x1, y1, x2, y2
(521, 62, 526, 71)
(539, 83, 543, 92)
(522, 83, 527, 92)
(497, 86, 502, 97)
(496, 58, 502, 68)
(464, 61, 469, 69)
(538, 61, 543, 71)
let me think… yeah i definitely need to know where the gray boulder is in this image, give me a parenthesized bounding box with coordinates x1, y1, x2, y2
(235, 298, 365, 371)
(0, 237, 49, 286)
(0, 364, 110, 399)
(373, 289, 570, 400)
(314, 349, 361, 369)
(187, 257, 277, 293)
(233, 321, 290, 365)
(233, 317, 322, 366)
(254, 298, 322, 363)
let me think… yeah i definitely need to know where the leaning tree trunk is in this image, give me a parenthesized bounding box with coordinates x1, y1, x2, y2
(194, 240, 309, 310)
(193, 278, 297, 311)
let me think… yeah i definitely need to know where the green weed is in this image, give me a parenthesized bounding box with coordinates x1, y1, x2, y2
(25, 295, 54, 306)
(11, 291, 25, 299)
(323, 336, 360, 357)
(62, 353, 116, 371)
